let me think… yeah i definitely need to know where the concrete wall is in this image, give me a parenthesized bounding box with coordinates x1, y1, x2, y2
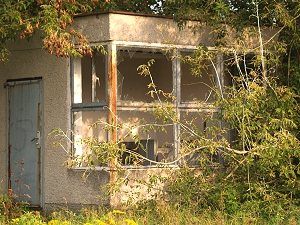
(0, 11, 279, 209)
(110, 167, 175, 207)
(0, 35, 110, 208)
(73, 12, 278, 49)
(109, 13, 216, 46)
(73, 13, 214, 46)
(73, 12, 216, 46)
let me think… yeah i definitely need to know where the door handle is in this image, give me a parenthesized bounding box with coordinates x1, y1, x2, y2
(31, 131, 41, 149)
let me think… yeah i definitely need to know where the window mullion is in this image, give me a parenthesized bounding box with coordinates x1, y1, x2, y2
(173, 50, 181, 162)
(92, 54, 97, 102)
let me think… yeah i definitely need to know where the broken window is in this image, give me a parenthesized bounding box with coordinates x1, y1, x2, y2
(75, 51, 106, 103)
(73, 110, 107, 158)
(71, 48, 108, 160)
(180, 52, 215, 103)
(117, 110, 174, 165)
(180, 111, 224, 166)
(115, 47, 175, 165)
(224, 53, 259, 87)
(176, 50, 227, 166)
(117, 48, 173, 103)
(70, 44, 229, 167)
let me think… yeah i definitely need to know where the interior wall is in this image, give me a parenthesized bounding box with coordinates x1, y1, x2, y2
(180, 111, 205, 136)
(117, 110, 174, 147)
(73, 110, 107, 157)
(117, 50, 173, 102)
(81, 52, 106, 103)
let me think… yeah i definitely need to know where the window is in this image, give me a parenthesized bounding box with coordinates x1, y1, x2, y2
(71, 48, 108, 161)
(117, 110, 174, 165)
(177, 51, 228, 165)
(71, 44, 230, 167)
(225, 53, 258, 87)
(180, 52, 215, 103)
(116, 47, 174, 165)
(117, 48, 173, 103)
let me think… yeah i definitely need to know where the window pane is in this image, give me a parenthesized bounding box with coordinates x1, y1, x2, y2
(73, 50, 106, 104)
(181, 52, 215, 103)
(224, 54, 256, 86)
(117, 110, 174, 164)
(180, 111, 223, 165)
(73, 110, 107, 157)
(117, 48, 173, 103)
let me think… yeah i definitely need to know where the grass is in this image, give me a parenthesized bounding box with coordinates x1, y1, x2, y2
(2, 187, 300, 225)
(1, 200, 300, 225)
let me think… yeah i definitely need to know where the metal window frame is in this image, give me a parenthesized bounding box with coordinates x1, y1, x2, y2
(70, 40, 225, 166)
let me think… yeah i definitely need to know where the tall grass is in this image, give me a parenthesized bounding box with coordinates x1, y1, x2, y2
(2, 196, 300, 225)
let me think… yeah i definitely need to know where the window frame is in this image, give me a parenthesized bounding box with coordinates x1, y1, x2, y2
(70, 46, 109, 159)
(70, 41, 226, 167)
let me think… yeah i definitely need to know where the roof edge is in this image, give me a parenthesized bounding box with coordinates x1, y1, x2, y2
(73, 10, 174, 20)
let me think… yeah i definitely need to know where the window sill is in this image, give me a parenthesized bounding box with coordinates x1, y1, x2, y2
(70, 164, 180, 171)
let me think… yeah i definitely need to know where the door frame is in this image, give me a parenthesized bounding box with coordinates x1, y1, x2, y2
(5, 77, 44, 208)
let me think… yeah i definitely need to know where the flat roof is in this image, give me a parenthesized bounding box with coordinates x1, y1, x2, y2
(74, 10, 173, 20)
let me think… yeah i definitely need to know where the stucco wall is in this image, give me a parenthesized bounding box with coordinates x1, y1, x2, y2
(0, 35, 110, 207)
(109, 13, 216, 46)
(0, 11, 279, 209)
(73, 12, 216, 46)
(73, 12, 278, 50)
(110, 167, 181, 207)
(73, 13, 110, 44)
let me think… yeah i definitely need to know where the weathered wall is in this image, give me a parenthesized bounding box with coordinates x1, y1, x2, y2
(73, 12, 278, 50)
(73, 12, 216, 46)
(109, 13, 216, 46)
(110, 167, 176, 207)
(73, 13, 110, 44)
(0, 35, 110, 208)
(0, 11, 279, 209)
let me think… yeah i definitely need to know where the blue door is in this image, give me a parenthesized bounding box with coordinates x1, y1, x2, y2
(7, 79, 43, 207)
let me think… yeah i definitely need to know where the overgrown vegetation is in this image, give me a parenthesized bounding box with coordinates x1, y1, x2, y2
(47, 7, 300, 225)
(2, 0, 300, 224)
(0, 0, 299, 60)
(2, 194, 300, 224)
(49, 41, 300, 225)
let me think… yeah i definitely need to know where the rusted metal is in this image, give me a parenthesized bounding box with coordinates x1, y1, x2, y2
(107, 42, 117, 143)
(6, 79, 42, 207)
(107, 42, 118, 197)
(7, 85, 11, 191)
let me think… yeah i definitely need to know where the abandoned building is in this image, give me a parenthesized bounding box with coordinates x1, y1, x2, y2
(0, 11, 277, 210)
